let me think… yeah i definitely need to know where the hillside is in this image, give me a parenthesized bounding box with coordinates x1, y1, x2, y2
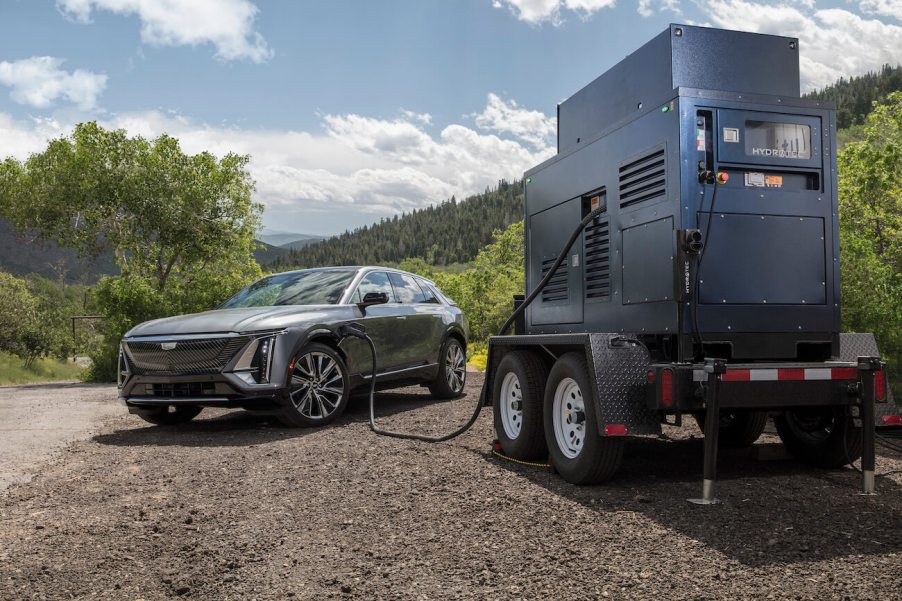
(0, 219, 287, 282)
(270, 179, 524, 269)
(804, 64, 902, 129)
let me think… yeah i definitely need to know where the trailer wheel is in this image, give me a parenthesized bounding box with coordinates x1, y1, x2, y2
(543, 353, 623, 484)
(774, 407, 862, 468)
(492, 351, 548, 460)
(693, 410, 768, 447)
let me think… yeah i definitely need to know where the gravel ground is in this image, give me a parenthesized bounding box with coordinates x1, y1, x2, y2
(1, 375, 901, 600)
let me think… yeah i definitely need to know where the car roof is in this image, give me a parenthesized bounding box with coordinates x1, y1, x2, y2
(270, 266, 437, 285)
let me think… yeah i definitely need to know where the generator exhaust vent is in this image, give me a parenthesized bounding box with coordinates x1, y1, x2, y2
(541, 258, 569, 303)
(618, 147, 666, 209)
(584, 217, 611, 301)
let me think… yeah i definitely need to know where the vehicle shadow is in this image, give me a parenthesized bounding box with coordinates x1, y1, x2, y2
(480, 434, 902, 567)
(92, 387, 450, 448)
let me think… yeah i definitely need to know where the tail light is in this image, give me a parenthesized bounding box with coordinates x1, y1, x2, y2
(882, 415, 901, 427)
(604, 424, 627, 436)
(875, 370, 887, 402)
(661, 369, 674, 408)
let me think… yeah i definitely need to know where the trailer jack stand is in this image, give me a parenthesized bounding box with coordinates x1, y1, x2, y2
(688, 358, 726, 506)
(858, 356, 881, 496)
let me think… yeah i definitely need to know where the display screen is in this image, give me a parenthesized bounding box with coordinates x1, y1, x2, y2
(745, 121, 811, 160)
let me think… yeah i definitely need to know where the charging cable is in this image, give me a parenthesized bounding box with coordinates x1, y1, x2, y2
(342, 204, 607, 443)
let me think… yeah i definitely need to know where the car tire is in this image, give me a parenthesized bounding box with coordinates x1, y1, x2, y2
(429, 337, 467, 399)
(279, 343, 351, 427)
(693, 410, 769, 447)
(543, 353, 623, 484)
(136, 405, 203, 426)
(493, 351, 548, 460)
(774, 406, 862, 468)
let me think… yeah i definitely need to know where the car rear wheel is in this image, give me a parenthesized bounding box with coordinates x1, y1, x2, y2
(135, 405, 203, 426)
(279, 343, 350, 427)
(429, 337, 466, 399)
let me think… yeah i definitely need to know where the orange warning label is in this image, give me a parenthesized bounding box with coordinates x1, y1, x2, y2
(765, 175, 783, 187)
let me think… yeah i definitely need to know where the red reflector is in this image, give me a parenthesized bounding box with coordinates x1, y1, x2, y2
(882, 415, 901, 426)
(604, 424, 628, 436)
(722, 369, 750, 382)
(831, 367, 858, 380)
(778, 368, 805, 381)
(647, 370, 656, 383)
(661, 369, 673, 407)
(875, 370, 887, 402)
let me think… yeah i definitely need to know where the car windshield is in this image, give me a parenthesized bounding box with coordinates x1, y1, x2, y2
(220, 270, 357, 308)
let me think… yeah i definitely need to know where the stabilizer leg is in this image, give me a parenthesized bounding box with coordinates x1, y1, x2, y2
(858, 356, 880, 496)
(689, 358, 725, 505)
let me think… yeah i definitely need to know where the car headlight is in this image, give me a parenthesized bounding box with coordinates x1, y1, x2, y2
(118, 345, 131, 388)
(232, 333, 281, 385)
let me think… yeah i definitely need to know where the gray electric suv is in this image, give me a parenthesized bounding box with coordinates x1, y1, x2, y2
(118, 267, 469, 427)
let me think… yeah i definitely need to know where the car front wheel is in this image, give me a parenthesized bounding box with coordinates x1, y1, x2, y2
(279, 343, 350, 427)
(429, 337, 466, 399)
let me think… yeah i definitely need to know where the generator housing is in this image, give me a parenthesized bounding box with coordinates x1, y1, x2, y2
(523, 24, 838, 363)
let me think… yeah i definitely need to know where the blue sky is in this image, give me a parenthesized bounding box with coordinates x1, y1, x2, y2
(1, 0, 901, 236)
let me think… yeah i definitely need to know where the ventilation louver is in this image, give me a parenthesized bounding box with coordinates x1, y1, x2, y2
(618, 147, 666, 209)
(540, 259, 569, 303)
(584, 217, 611, 301)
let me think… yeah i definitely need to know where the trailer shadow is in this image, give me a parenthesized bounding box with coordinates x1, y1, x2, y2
(482, 433, 902, 567)
(92, 388, 449, 448)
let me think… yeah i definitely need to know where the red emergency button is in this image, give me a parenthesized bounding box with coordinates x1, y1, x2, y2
(716, 171, 729, 184)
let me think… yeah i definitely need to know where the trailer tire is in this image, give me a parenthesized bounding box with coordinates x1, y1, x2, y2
(774, 406, 862, 468)
(693, 410, 768, 447)
(544, 352, 623, 484)
(493, 351, 548, 460)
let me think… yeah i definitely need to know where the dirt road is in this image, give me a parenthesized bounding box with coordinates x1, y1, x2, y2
(1, 376, 900, 600)
(0, 382, 121, 492)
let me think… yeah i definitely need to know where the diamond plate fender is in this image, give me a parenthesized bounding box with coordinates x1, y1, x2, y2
(586, 334, 661, 436)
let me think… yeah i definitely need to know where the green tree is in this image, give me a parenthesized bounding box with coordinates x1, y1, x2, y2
(0, 122, 263, 380)
(837, 92, 902, 388)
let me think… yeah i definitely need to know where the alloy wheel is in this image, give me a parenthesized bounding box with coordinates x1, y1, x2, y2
(445, 343, 466, 393)
(289, 351, 345, 420)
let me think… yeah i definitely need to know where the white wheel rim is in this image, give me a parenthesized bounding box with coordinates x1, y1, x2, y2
(552, 377, 585, 459)
(499, 372, 523, 439)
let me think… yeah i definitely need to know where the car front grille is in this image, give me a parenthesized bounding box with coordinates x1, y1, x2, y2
(123, 335, 250, 376)
(146, 382, 217, 397)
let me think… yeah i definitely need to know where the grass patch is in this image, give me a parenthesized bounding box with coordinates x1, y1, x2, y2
(0, 352, 84, 386)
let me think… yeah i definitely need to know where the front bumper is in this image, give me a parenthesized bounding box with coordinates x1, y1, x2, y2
(118, 330, 298, 412)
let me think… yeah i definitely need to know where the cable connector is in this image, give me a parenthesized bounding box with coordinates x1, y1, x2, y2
(338, 322, 367, 340)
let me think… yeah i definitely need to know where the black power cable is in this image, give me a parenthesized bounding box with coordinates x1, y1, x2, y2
(354, 204, 607, 443)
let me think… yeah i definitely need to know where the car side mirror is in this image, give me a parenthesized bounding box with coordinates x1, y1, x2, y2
(357, 292, 389, 314)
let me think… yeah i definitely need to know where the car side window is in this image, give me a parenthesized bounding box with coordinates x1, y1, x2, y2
(353, 272, 396, 303)
(388, 273, 427, 304)
(416, 278, 441, 304)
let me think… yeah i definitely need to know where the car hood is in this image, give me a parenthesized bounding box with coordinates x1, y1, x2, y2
(124, 305, 354, 338)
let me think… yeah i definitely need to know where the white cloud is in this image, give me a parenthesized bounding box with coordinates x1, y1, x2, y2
(493, 0, 616, 25)
(0, 95, 553, 225)
(858, 0, 902, 20)
(638, 0, 682, 17)
(56, 0, 272, 62)
(697, 1, 902, 90)
(471, 93, 555, 149)
(0, 57, 107, 110)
